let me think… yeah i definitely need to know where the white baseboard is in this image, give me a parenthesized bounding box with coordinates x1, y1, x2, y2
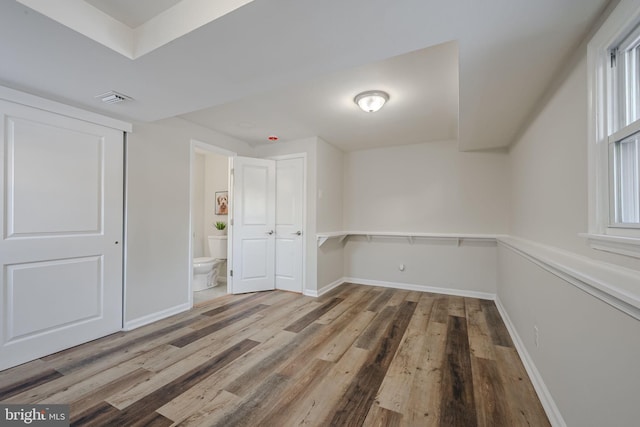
(304, 277, 345, 297)
(344, 277, 495, 300)
(123, 302, 191, 331)
(494, 296, 565, 427)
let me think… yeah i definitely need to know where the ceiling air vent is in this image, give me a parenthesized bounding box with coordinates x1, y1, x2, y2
(95, 91, 133, 104)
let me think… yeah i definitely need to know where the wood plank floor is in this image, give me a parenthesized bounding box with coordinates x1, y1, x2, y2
(0, 284, 550, 426)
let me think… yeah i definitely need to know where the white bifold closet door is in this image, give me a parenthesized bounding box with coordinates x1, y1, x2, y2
(274, 157, 304, 293)
(230, 156, 305, 295)
(0, 100, 124, 371)
(231, 156, 276, 294)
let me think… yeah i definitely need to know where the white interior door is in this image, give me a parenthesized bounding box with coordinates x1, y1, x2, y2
(0, 100, 124, 371)
(231, 156, 276, 294)
(275, 157, 304, 292)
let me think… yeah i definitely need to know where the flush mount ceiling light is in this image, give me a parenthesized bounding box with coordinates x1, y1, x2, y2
(354, 90, 389, 113)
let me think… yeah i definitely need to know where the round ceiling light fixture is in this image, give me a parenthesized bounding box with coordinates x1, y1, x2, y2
(354, 90, 389, 113)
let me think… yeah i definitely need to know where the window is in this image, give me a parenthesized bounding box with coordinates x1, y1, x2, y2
(612, 133, 640, 224)
(587, 0, 640, 257)
(610, 23, 640, 227)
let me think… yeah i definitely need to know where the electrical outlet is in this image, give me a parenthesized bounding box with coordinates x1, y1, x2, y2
(534, 325, 539, 348)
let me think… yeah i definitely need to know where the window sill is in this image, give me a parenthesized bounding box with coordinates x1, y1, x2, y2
(580, 233, 640, 259)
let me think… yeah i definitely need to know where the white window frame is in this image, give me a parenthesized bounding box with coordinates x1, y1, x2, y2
(586, 0, 640, 258)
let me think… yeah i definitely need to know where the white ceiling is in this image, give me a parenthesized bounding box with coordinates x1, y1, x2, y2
(16, 0, 256, 59)
(84, 0, 182, 29)
(0, 0, 611, 151)
(182, 42, 459, 150)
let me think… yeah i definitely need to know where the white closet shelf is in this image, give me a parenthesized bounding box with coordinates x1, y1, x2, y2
(316, 231, 502, 247)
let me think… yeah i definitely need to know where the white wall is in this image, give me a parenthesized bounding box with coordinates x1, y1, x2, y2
(509, 58, 587, 253)
(316, 138, 345, 290)
(125, 117, 252, 326)
(342, 140, 508, 295)
(510, 55, 640, 271)
(498, 245, 640, 427)
(504, 50, 640, 425)
(192, 153, 205, 258)
(345, 237, 497, 297)
(203, 152, 229, 253)
(317, 138, 344, 232)
(343, 140, 509, 233)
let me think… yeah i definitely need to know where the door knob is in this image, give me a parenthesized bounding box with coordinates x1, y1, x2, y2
(267, 230, 274, 235)
(292, 231, 302, 236)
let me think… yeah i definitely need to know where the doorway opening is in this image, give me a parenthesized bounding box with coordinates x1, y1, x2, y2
(189, 142, 307, 305)
(190, 140, 234, 306)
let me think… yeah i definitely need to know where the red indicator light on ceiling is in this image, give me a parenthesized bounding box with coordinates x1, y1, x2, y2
(268, 135, 279, 141)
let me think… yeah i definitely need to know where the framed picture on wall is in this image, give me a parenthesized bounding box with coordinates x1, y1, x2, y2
(215, 191, 228, 215)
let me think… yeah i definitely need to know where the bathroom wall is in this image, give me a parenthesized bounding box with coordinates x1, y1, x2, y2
(203, 152, 229, 257)
(192, 153, 206, 258)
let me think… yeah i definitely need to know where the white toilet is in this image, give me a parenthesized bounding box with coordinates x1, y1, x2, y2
(192, 235, 228, 292)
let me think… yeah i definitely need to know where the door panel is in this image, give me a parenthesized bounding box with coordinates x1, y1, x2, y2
(239, 239, 269, 279)
(7, 116, 102, 235)
(275, 158, 304, 292)
(0, 100, 123, 370)
(242, 165, 269, 225)
(275, 165, 297, 224)
(275, 238, 295, 278)
(231, 156, 275, 293)
(7, 256, 102, 340)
